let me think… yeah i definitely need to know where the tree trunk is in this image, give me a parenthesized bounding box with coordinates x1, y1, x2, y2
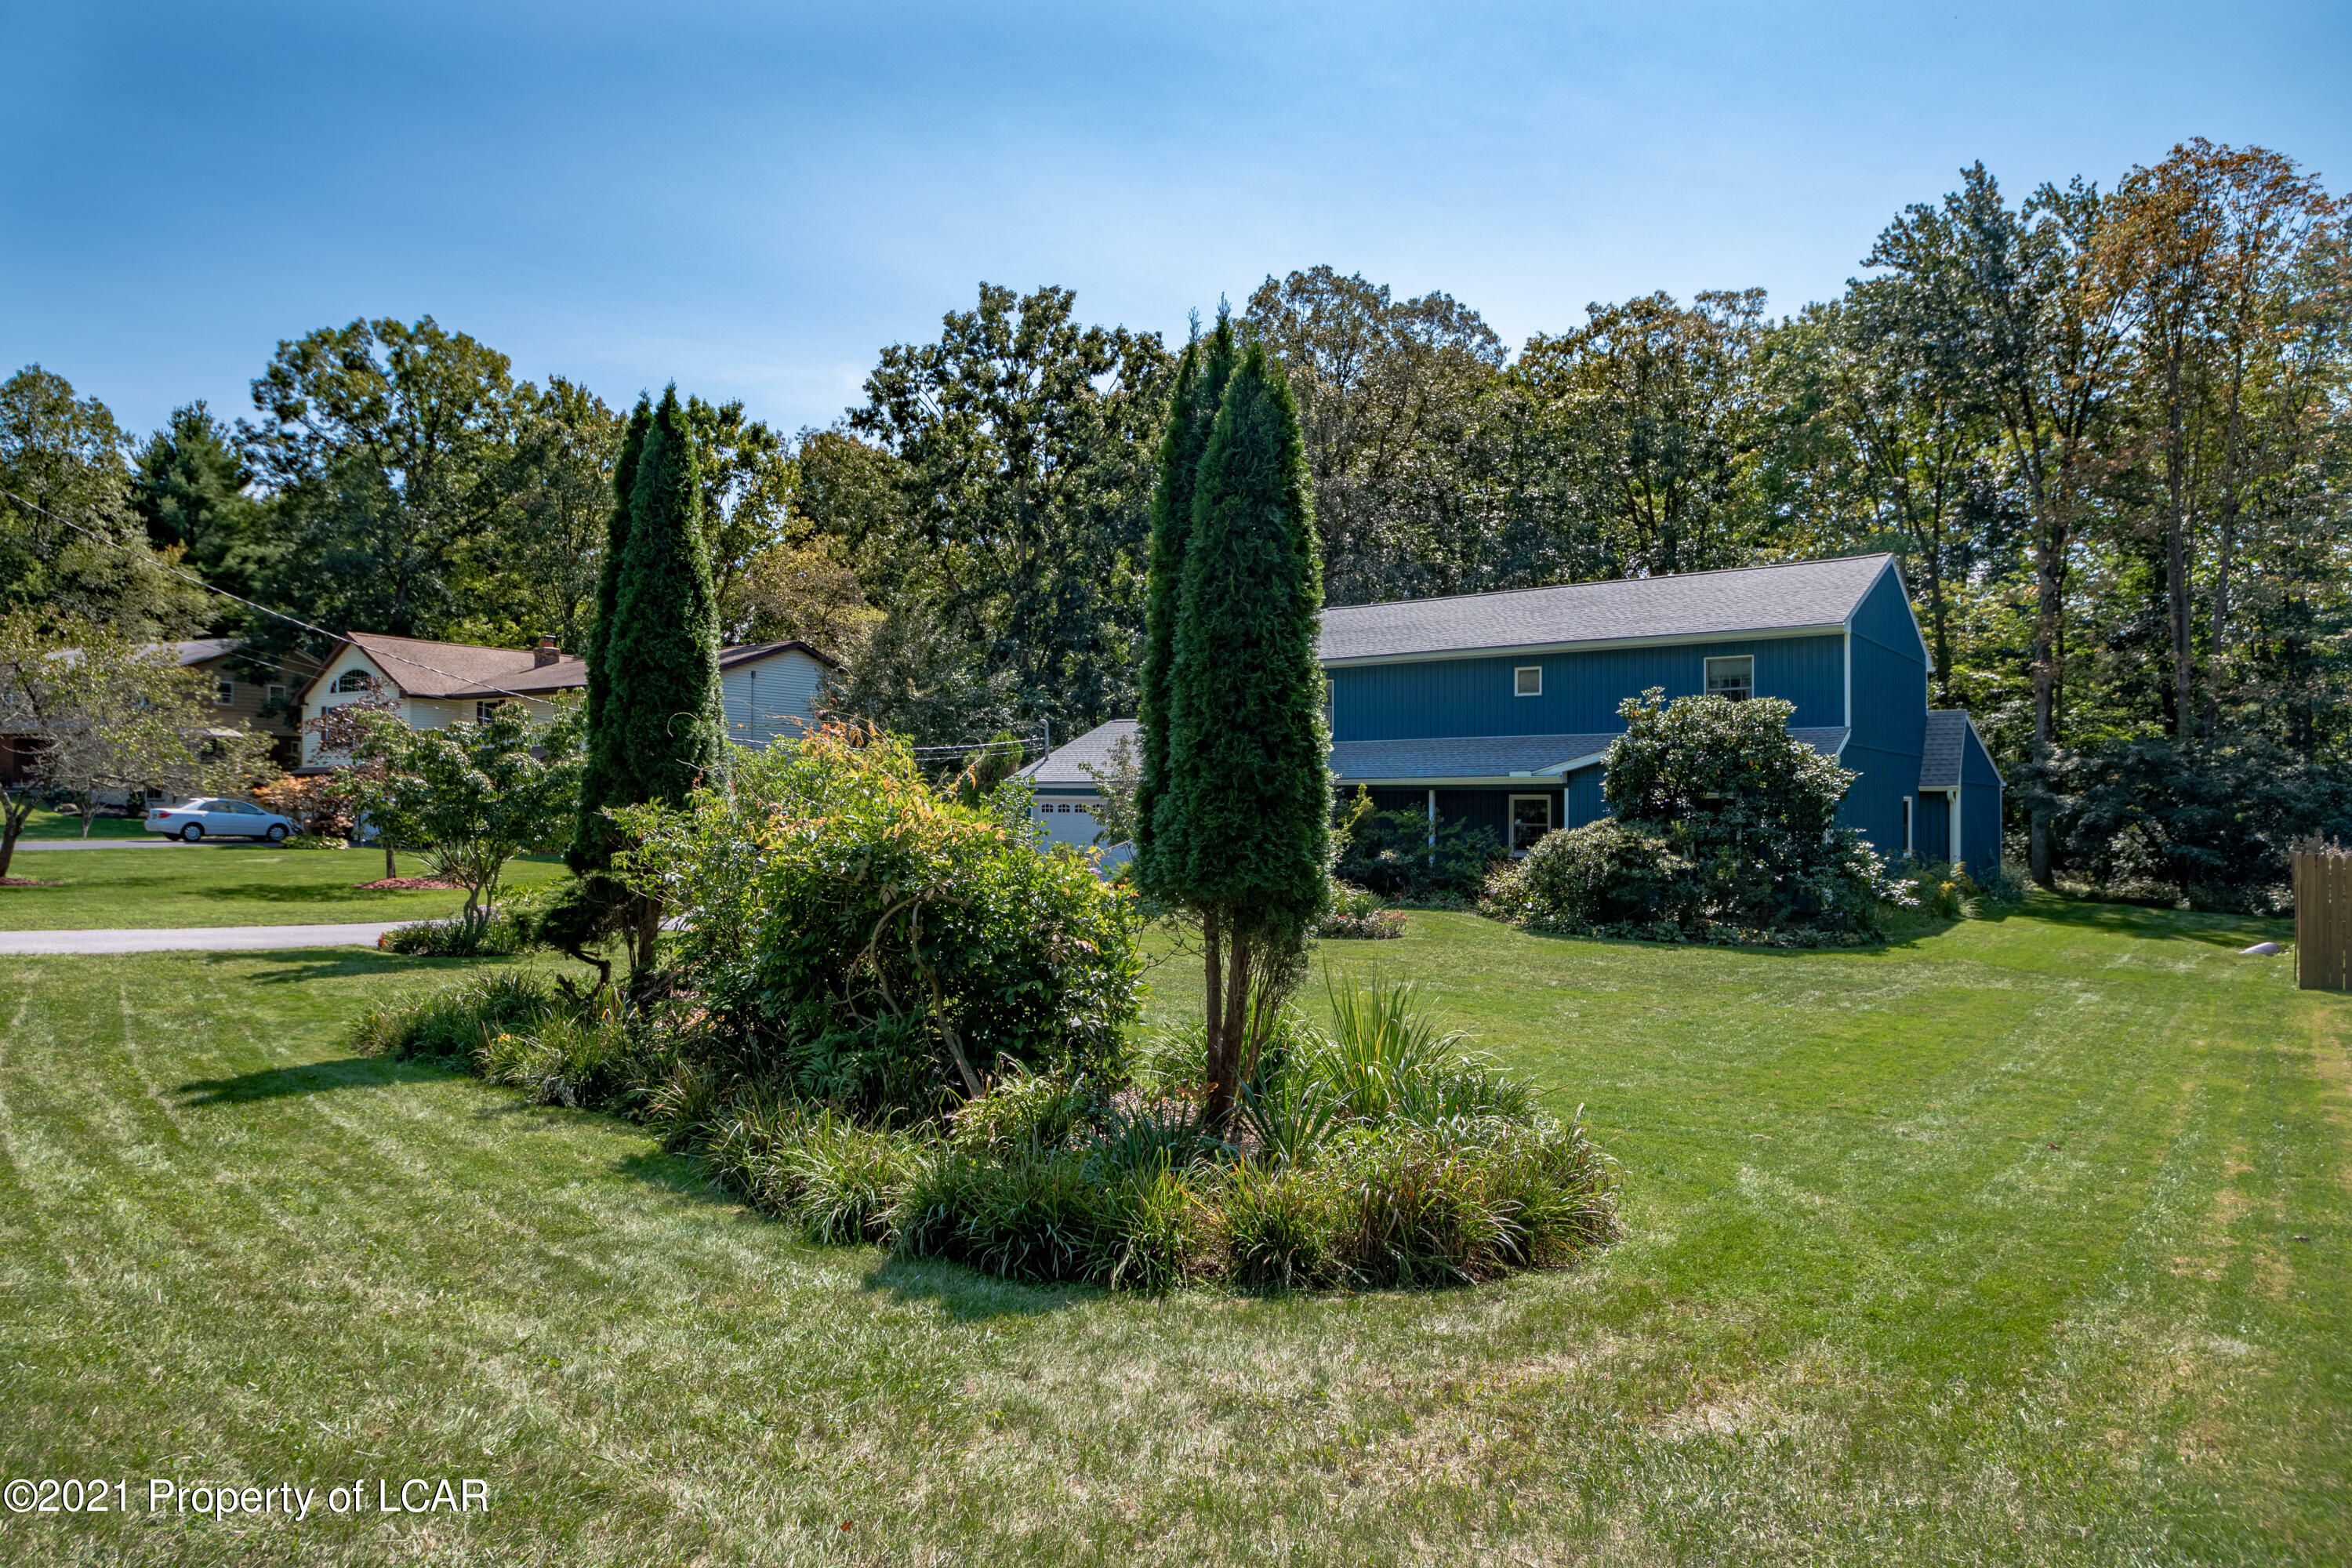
(384, 841, 397, 880)
(1207, 924, 1251, 1133)
(2163, 358, 2196, 742)
(1200, 906, 1225, 1123)
(0, 811, 22, 881)
(2028, 517, 2066, 888)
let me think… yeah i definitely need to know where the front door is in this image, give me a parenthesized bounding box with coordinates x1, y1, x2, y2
(1509, 794, 1552, 855)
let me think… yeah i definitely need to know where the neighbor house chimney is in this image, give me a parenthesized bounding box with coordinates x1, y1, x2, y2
(534, 635, 560, 667)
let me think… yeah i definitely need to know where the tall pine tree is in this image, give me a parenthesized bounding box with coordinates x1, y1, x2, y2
(1153, 342, 1330, 1126)
(1134, 313, 1235, 898)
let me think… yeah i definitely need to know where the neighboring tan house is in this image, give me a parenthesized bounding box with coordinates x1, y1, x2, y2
(294, 632, 839, 770)
(0, 637, 317, 784)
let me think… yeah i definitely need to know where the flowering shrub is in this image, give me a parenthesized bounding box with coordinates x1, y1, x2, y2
(1485, 689, 1905, 943)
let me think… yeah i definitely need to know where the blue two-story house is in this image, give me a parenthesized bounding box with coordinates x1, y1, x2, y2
(1024, 553, 2004, 878)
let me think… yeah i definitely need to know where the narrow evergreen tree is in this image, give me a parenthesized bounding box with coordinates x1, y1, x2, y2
(603, 386, 724, 812)
(1155, 342, 1330, 1126)
(1134, 313, 1235, 898)
(568, 394, 652, 877)
(567, 386, 723, 975)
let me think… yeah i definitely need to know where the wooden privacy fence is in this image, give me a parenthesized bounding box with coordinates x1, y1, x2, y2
(2294, 840, 2352, 992)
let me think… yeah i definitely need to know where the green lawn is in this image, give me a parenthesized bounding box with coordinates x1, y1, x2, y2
(0, 847, 568, 929)
(13, 805, 153, 840)
(0, 900, 2344, 1565)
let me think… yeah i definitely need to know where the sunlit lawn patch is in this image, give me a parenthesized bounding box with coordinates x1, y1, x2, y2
(0, 894, 2343, 1565)
(0, 847, 568, 930)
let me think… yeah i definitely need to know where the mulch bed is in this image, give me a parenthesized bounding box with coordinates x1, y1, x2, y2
(355, 877, 460, 891)
(0, 877, 64, 887)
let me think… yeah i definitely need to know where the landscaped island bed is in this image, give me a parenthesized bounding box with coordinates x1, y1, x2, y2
(1, 899, 2342, 1566)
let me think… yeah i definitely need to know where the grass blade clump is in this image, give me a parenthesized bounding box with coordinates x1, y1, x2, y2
(350, 972, 557, 1062)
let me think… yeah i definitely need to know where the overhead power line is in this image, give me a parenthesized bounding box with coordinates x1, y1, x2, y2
(4, 484, 551, 705)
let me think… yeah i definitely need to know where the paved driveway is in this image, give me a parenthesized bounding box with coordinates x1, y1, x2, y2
(0, 923, 399, 954)
(12, 837, 186, 850)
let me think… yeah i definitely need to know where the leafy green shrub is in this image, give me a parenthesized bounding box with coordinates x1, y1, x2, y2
(279, 833, 349, 851)
(1485, 818, 1691, 929)
(2024, 735, 2352, 912)
(1334, 803, 1506, 904)
(616, 726, 1144, 1113)
(350, 972, 558, 1061)
(1312, 879, 1406, 939)
(948, 1067, 1102, 1156)
(1486, 689, 1904, 943)
(478, 1002, 637, 1109)
(376, 911, 533, 957)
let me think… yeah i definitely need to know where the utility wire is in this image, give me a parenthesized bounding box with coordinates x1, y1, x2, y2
(9, 485, 1071, 764)
(5, 484, 554, 706)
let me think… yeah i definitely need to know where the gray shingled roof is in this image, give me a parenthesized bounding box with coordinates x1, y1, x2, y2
(1319, 554, 1893, 663)
(1019, 719, 1138, 786)
(1028, 718, 1853, 788)
(1333, 726, 1850, 782)
(1918, 710, 1988, 789)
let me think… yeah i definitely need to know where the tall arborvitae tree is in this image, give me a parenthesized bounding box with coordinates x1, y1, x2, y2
(1134, 311, 1236, 897)
(1154, 342, 1330, 1127)
(573, 387, 723, 973)
(569, 394, 652, 879)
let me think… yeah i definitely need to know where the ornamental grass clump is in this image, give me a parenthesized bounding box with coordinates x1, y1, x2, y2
(346, 968, 1617, 1294)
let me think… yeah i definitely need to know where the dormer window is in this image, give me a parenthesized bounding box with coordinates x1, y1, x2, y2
(1704, 655, 1754, 702)
(1514, 666, 1542, 698)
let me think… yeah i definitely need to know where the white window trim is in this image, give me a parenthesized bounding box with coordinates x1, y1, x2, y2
(1513, 665, 1542, 697)
(1704, 654, 1755, 701)
(1508, 793, 1552, 856)
(1903, 794, 1915, 856)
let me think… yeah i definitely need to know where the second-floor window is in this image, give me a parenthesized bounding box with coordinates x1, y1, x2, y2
(214, 678, 234, 705)
(332, 670, 374, 694)
(1704, 655, 1754, 702)
(1514, 666, 1542, 697)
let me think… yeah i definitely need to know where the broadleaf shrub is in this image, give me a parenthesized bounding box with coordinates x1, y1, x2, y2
(1486, 689, 1904, 943)
(2023, 735, 2352, 912)
(615, 726, 1144, 1112)
(1334, 805, 1505, 905)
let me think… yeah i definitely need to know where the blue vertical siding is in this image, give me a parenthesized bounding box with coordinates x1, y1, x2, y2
(1916, 790, 1951, 862)
(1959, 723, 2005, 881)
(1565, 765, 1606, 828)
(1328, 633, 1845, 742)
(1836, 564, 1929, 855)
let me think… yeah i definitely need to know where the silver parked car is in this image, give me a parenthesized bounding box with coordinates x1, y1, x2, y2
(143, 798, 295, 843)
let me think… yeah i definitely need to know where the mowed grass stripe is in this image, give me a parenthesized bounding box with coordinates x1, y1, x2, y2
(0, 906, 2346, 1566)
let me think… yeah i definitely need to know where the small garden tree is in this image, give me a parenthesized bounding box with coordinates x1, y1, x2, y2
(1149, 342, 1330, 1127)
(0, 612, 274, 877)
(1488, 688, 1900, 941)
(350, 699, 586, 934)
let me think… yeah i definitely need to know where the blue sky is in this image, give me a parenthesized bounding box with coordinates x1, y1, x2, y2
(6, 1, 2347, 441)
